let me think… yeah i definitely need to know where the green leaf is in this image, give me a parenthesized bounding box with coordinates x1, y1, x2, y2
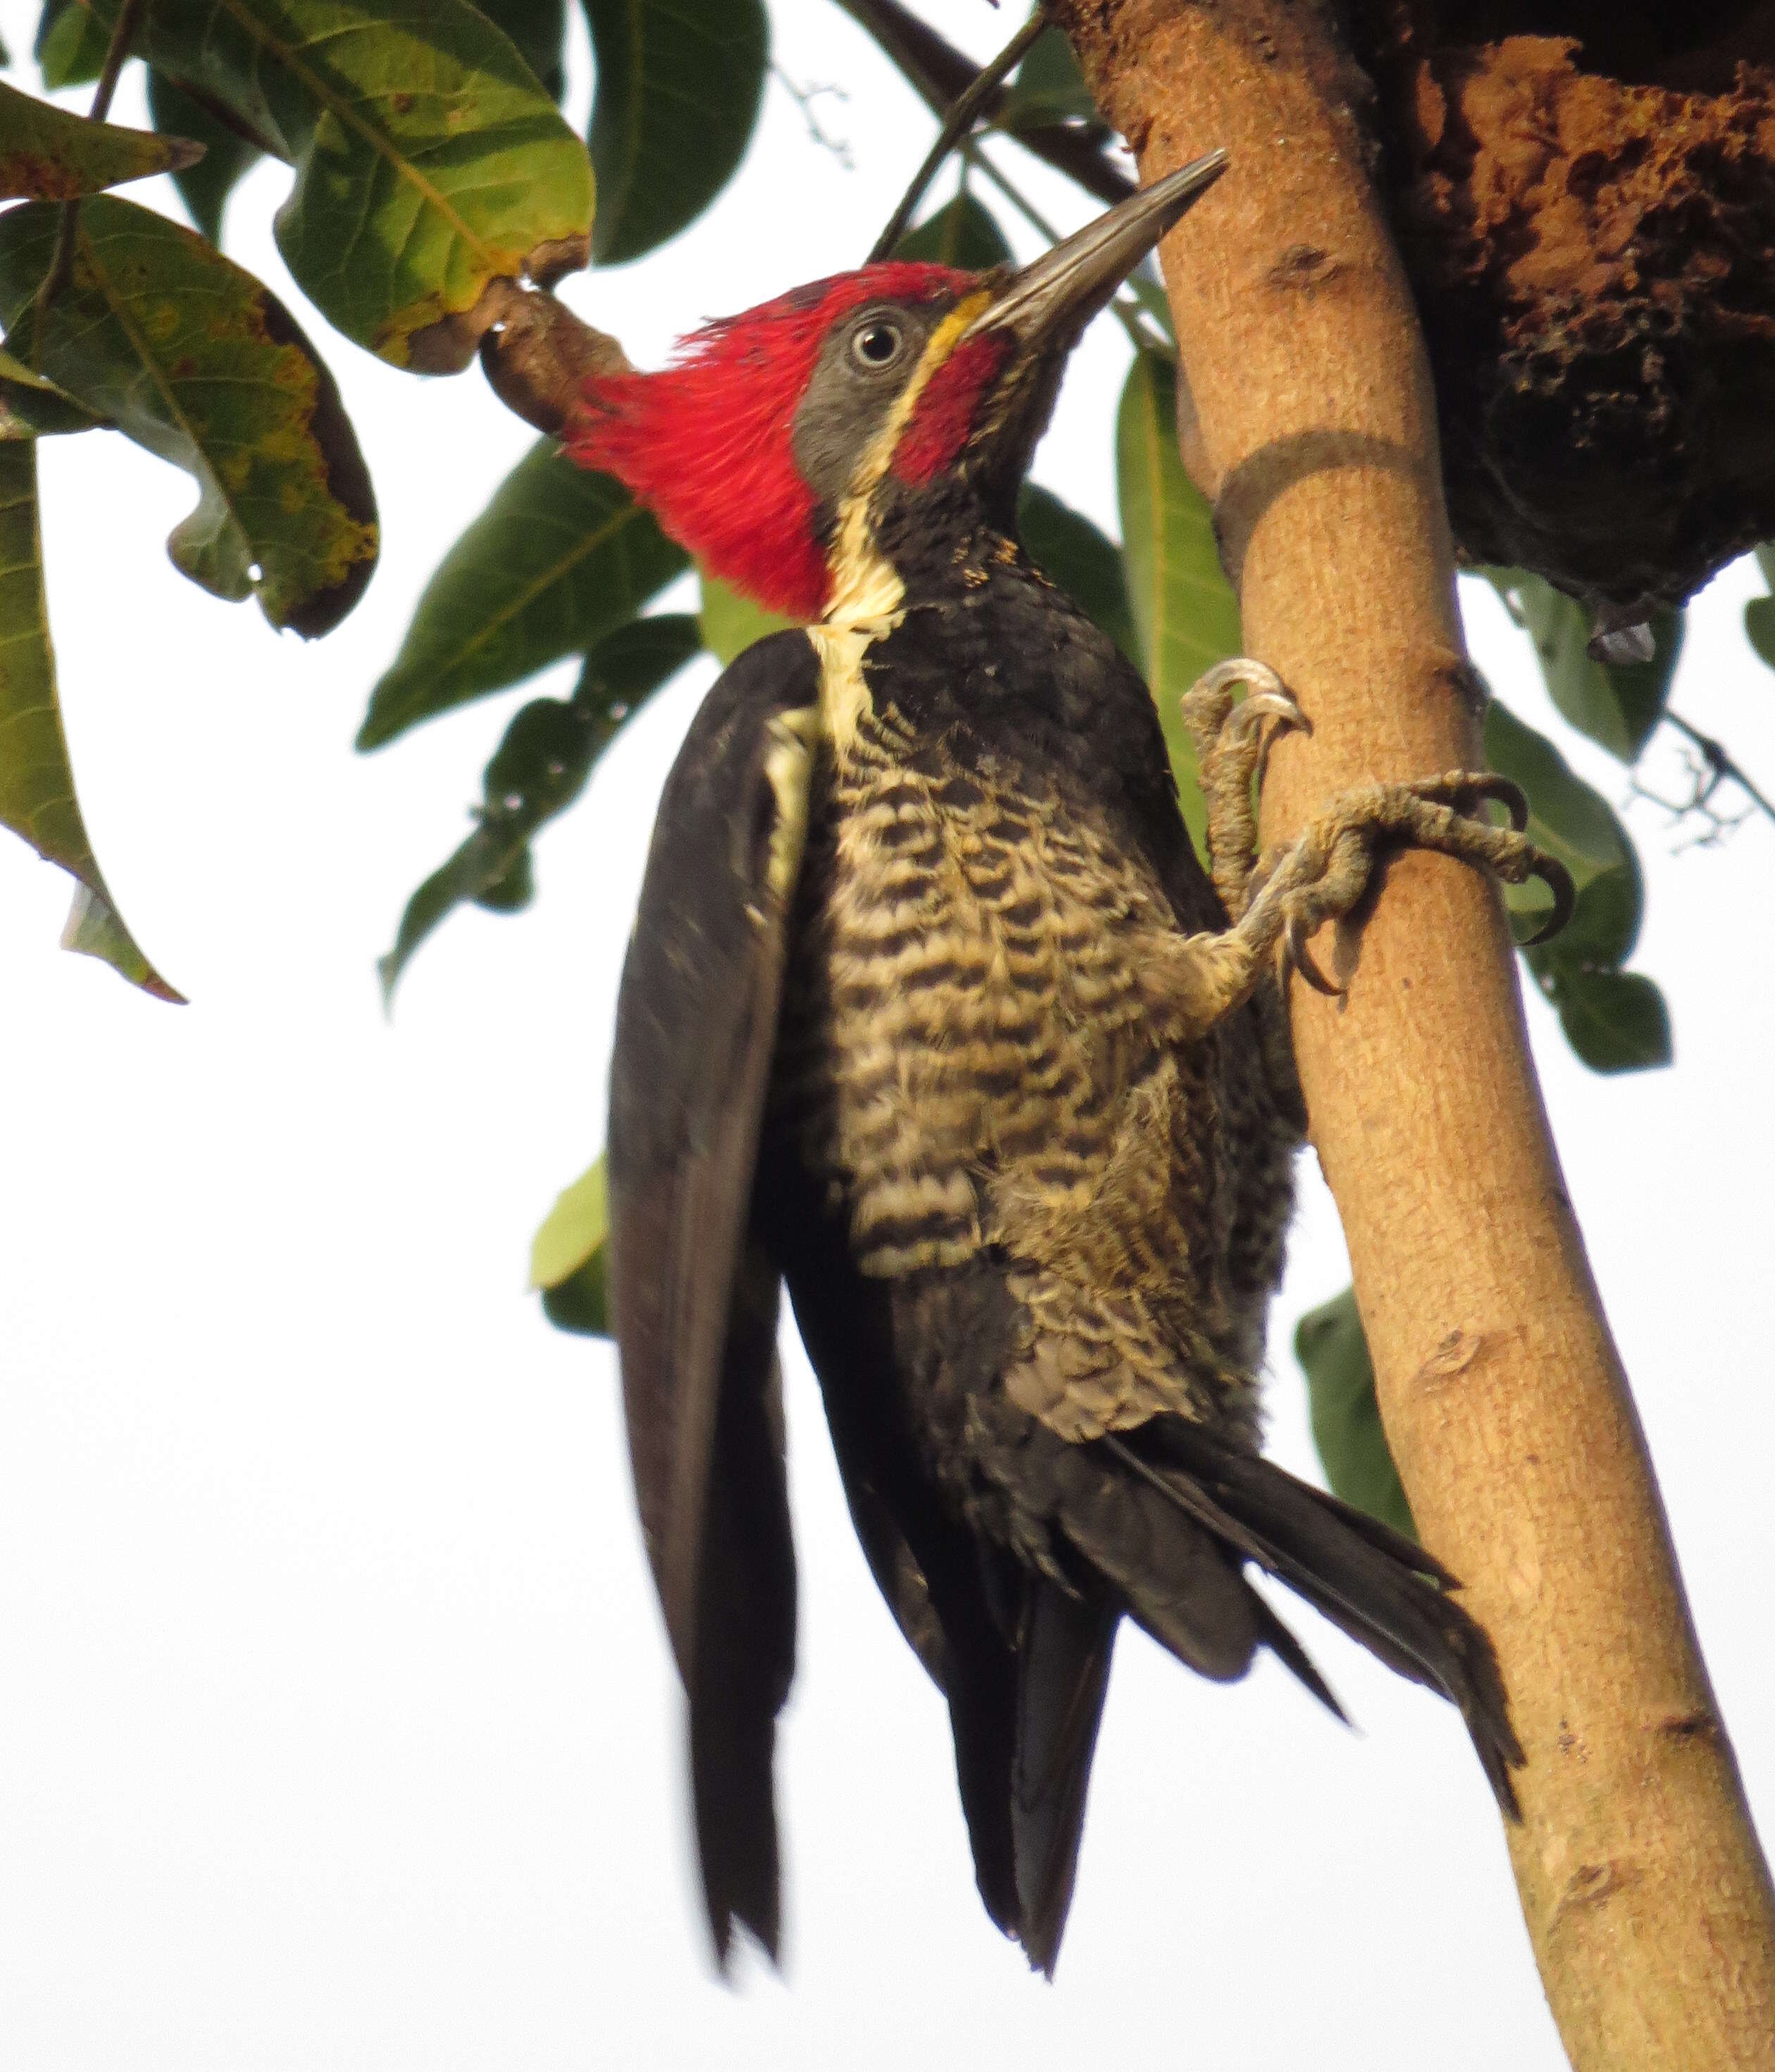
(1116, 349, 1238, 856)
(147, 68, 261, 244)
(584, 0, 768, 265)
(1540, 967, 1671, 1074)
(1121, 263, 1176, 347)
(1483, 568, 1681, 763)
(1484, 699, 1672, 1074)
(361, 443, 686, 748)
(0, 78, 203, 199)
(999, 23, 1103, 132)
(1295, 1287, 1416, 1542)
(1016, 482, 1137, 663)
(0, 438, 181, 999)
(532, 1152, 609, 1337)
(699, 570, 795, 666)
(1746, 548, 1775, 668)
(35, 0, 108, 88)
(477, 0, 568, 100)
(0, 346, 99, 438)
(378, 613, 699, 1001)
(895, 191, 1012, 270)
(1483, 699, 1643, 967)
(0, 195, 378, 637)
(87, 0, 594, 370)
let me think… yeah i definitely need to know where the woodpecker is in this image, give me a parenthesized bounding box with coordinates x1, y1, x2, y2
(573, 160, 1567, 1974)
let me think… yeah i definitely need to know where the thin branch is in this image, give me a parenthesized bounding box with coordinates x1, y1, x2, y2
(35, 0, 149, 323)
(771, 66, 854, 169)
(868, 8, 1048, 261)
(832, 0, 1135, 208)
(1663, 709, 1775, 830)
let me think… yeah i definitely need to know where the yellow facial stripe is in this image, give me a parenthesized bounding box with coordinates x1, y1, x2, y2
(824, 287, 995, 634)
(845, 289, 996, 509)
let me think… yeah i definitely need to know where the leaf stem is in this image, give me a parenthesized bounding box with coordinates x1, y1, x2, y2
(868, 8, 1048, 262)
(34, 0, 149, 325)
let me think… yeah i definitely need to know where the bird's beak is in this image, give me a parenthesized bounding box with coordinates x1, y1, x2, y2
(963, 151, 1228, 351)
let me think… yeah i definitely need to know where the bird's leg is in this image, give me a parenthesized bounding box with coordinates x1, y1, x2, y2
(1181, 659, 1309, 920)
(1152, 771, 1574, 1036)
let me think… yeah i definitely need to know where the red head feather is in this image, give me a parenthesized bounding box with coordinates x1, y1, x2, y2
(565, 264, 978, 622)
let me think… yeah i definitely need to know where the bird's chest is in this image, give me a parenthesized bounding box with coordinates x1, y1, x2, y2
(771, 711, 1210, 1280)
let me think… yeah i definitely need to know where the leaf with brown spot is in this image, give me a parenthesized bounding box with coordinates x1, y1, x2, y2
(78, 0, 594, 370)
(0, 196, 378, 637)
(0, 438, 181, 999)
(0, 78, 204, 200)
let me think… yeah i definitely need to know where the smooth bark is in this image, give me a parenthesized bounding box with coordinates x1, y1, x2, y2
(1050, 1, 1775, 2063)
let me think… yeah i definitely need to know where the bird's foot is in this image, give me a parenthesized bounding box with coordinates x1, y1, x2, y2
(1247, 772, 1574, 998)
(1152, 771, 1573, 1032)
(1181, 659, 1308, 919)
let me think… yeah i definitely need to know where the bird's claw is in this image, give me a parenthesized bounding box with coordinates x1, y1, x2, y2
(1516, 854, 1578, 947)
(1182, 659, 1309, 755)
(1402, 773, 1574, 943)
(1284, 910, 1345, 998)
(1457, 773, 1531, 833)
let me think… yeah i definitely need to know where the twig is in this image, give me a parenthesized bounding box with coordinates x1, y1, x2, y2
(771, 65, 854, 170)
(34, 0, 148, 322)
(833, 0, 1134, 208)
(868, 8, 1048, 262)
(1663, 710, 1775, 830)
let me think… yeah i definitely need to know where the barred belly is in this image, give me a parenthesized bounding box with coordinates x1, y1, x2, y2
(770, 708, 1281, 1442)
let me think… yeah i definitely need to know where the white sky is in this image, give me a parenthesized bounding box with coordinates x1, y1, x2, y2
(2, 4, 1773, 2066)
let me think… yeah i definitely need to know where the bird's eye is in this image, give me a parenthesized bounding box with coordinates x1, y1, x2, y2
(852, 320, 903, 370)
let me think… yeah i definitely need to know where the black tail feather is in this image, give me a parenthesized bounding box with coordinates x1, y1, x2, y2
(1100, 1423, 1524, 1818)
(1011, 1583, 1116, 1977)
(1246, 1590, 1350, 1724)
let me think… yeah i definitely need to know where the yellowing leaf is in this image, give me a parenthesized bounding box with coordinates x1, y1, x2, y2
(0, 77, 204, 199)
(0, 196, 378, 637)
(532, 1152, 610, 1337)
(81, 0, 594, 369)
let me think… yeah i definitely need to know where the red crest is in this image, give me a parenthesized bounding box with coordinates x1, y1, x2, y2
(566, 266, 978, 621)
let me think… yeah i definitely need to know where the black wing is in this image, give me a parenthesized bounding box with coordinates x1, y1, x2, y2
(606, 630, 822, 1964)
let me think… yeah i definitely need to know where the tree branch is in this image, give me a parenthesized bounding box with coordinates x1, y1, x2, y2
(866, 7, 1047, 262)
(830, 0, 1134, 208)
(1048, 1, 1775, 2064)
